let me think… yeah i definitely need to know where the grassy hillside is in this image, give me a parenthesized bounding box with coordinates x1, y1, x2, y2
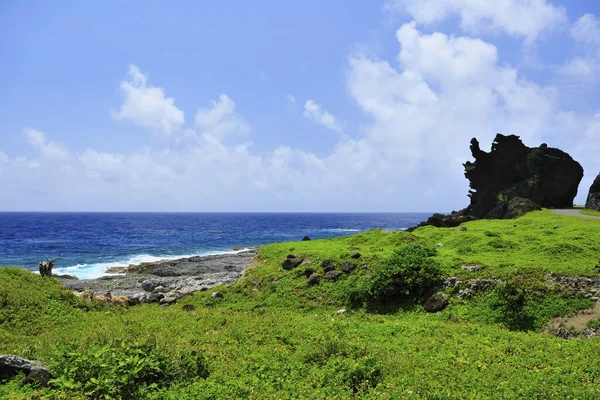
(1, 210, 600, 399)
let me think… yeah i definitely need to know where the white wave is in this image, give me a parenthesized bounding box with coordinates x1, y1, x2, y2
(319, 228, 361, 232)
(53, 248, 249, 280)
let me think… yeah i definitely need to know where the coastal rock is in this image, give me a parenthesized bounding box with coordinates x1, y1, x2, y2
(461, 265, 485, 273)
(129, 292, 148, 305)
(211, 291, 224, 299)
(302, 236, 311, 241)
(324, 270, 342, 281)
(142, 279, 163, 292)
(159, 297, 177, 306)
(321, 260, 334, 272)
(341, 261, 356, 274)
(351, 252, 361, 259)
(149, 292, 165, 303)
(586, 173, 600, 211)
(411, 134, 583, 229)
(424, 293, 449, 313)
(307, 273, 320, 286)
(153, 285, 167, 293)
(0, 355, 52, 387)
(282, 255, 304, 270)
(304, 268, 315, 278)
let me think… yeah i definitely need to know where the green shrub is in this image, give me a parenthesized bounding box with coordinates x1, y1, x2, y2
(367, 244, 442, 303)
(494, 282, 534, 331)
(49, 339, 208, 399)
(587, 319, 600, 330)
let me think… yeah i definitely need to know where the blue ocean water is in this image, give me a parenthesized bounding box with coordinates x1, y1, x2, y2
(0, 212, 431, 279)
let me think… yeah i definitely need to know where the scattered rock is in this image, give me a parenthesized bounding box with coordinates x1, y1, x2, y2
(142, 279, 163, 292)
(159, 297, 177, 306)
(351, 252, 361, 259)
(553, 225, 560, 229)
(128, 292, 148, 305)
(322, 260, 335, 273)
(153, 285, 167, 293)
(307, 273, 321, 286)
(182, 304, 196, 312)
(282, 255, 304, 270)
(336, 309, 346, 315)
(303, 268, 315, 278)
(424, 293, 449, 313)
(461, 265, 485, 272)
(341, 261, 357, 274)
(324, 270, 342, 281)
(148, 292, 165, 303)
(302, 236, 311, 241)
(436, 243, 444, 248)
(211, 291, 224, 299)
(0, 355, 52, 387)
(586, 173, 600, 211)
(233, 246, 243, 251)
(459, 226, 467, 231)
(457, 278, 501, 299)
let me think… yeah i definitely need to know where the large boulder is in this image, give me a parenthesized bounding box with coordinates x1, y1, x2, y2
(0, 355, 53, 387)
(282, 255, 303, 270)
(423, 293, 449, 313)
(586, 173, 600, 211)
(465, 134, 583, 218)
(411, 134, 583, 230)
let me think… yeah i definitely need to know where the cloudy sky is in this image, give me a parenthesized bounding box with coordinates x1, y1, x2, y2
(1, 0, 599, 212)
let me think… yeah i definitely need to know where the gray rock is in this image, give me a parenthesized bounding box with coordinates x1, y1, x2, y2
(341, 261, 357, 274)
(424, 293, 449, 313)
(128, 292, 147, 305)
(142, 279, 163, 292)
(336, 309, 346, 315)
(159, 297, 177, 306)
(0, 355, 52, 387)
(321, 260, 335, 272)
(307, 273, 320, 286)
(460, 265, 485, 272)
(153, 285, 167, 293)
(282, 255, 303, 270)
(436, 243, 444, 248)
(148, 292, 164, 303)
(459, 226, 467, 231)
(324, 270, 342, 281)
(211, 291, 224, 299)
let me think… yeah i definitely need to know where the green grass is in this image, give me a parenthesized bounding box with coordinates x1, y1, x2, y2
(581, 209, 600, 217)
(1, 209, 600, 399)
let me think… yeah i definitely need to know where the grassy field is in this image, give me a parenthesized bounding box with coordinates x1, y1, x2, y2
(1, 210, 600, 399)
(581, 209, 600, 217)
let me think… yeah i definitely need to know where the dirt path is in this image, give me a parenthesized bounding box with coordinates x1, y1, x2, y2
(548, 301, 600, 330)
(550, 209, 600, 220)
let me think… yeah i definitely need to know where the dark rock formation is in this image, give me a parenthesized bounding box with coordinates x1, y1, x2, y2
(303, 268, 315, 278)
(282, 254, 303, 270)
(0, 355, 53, 387)
(324, 270, 342, 281)
(465, 134, 583, 217)
(411, 134, 583, 229)
(341, 261, 357, 274)
(322, 260, 335, 273)
(302, 236, 311, 241)
(307, 273, 321, 286)
(423, 293, 449, 313)
(586, 173, 600, 211)
(351, 252, 361, 259)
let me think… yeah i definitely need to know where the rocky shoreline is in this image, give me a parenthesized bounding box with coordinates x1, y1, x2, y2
(56, 249, 258, 305)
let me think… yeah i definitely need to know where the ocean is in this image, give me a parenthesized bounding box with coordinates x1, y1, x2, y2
(0, 212, 431, 279)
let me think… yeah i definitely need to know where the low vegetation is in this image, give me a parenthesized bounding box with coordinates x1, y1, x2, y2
(1, 210, 600, 398)
(581, 209, 600, 217)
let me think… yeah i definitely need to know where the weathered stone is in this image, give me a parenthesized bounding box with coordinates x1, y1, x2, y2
(424, 293, 449, 313)
(303, 268, 315, 278)
(504, 197, 541, 219)
(153, 285, 167, 293)
(460, 265, 485, 272)
(159, 297, 177, 305)
(341, 261, 356, 274)
(142, 279, 163, 292)
(351, 252, 361, 259)
(128, 292, 147, 305)
(22, 366, 53, 387)
(211, 291, 224, 299)
(0, 355, 52, 387)
(148, 292, 164, 303)
(586, 173, 600, 211)
(302, 236, 311, 241)
(307, 273, 321, 286)
(336, 309, 346, 315)
(282, 255, 303, 270)
(324, 270, 342, 281)
(459, 226, 467, 231)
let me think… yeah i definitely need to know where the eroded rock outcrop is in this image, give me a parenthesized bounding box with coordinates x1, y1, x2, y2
(586, 173, 600, 211)
(411, 134, 583, 229)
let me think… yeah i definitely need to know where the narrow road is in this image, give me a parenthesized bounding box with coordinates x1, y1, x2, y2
(551, 209, 600, 220)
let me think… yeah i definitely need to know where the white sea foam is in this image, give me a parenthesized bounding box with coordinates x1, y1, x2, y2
(319, 228, 361, 232)
(53, 249, 249, 280)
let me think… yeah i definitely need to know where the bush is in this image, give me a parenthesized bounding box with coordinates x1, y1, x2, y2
(494, 282, 534, 331)
(49, 339, 208, 399)
(367, 244, 442, 303)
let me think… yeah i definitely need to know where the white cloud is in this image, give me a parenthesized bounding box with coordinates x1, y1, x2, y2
(194, 94, 250, 140)
(111, 65, 184, 135)
(387, 0, 567, 43)
(303, 100, 343, 132)
(23, 128, 70, 161)
(286, 94, 296, 104)
(571, 13, 600, 46)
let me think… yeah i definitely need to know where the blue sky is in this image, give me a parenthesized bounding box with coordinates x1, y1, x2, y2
(1, 0, 599, 211)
